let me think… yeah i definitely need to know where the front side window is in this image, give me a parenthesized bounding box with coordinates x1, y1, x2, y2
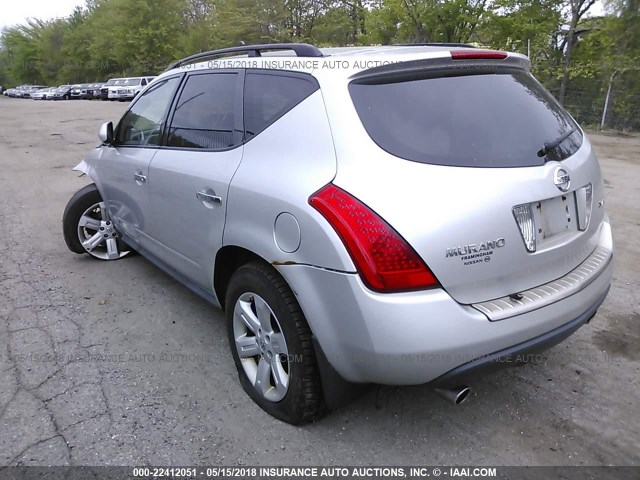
(243, 71, 318, 140)
(116, 76, 180, 146)
(167, 73, 239, 150)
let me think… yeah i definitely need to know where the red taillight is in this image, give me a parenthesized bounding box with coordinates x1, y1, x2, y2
(451, 50, 508, 60)
(309, 184, 439, 293)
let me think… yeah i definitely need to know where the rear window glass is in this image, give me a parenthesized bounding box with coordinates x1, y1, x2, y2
(349, 71, 582, 167)
(244, 71, 318, 140)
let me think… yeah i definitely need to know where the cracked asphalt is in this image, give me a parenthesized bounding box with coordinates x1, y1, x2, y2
(0, 97, 638, 467)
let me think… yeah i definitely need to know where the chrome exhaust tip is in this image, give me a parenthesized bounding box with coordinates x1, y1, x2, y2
(434, 385, 471, 405)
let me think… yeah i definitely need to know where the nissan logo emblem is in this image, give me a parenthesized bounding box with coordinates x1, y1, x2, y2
(553, 167, 571, 192)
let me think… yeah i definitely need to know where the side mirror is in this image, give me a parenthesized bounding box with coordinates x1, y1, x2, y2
(99, 121, 114, 144)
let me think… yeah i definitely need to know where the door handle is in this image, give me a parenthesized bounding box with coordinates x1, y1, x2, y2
(196, 190, 222, 205)
(133, 172, 147, 184)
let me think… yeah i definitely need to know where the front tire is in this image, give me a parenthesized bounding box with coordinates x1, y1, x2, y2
(226, 262, 323, 424)
(62, 184, 130, 260)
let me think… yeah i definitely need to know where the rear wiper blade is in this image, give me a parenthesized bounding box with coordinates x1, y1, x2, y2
(537, 128, 576, 158)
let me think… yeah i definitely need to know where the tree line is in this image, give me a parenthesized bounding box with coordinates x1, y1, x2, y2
(1, 0, 638, 128)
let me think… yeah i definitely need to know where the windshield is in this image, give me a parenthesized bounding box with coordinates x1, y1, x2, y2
(122, 78, 142, 86)
(349, 70, 583, 167)
(113, 80, 125, 86)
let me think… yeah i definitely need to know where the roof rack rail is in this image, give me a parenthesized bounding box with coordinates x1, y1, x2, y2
(165, 43, 323, 71)
(393, 42, 476, 48)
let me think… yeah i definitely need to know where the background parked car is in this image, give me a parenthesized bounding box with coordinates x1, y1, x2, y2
(31, 87, 56, 100)
(106, 78, 130, 100)
(49, 85, 73, 100)
(19, 86, 34, 98)
(100, 78, 124, 100)
(85, 83, 105, 99)
(10, 85, 26, 97)
(21, 85, 49, 98)
(70, 83, 92, 99)
(108, 77, 154, 101)
(7, 85, 32, 97)
(9, 85, 27, 97)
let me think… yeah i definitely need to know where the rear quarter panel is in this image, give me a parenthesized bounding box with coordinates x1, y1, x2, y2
(224, 90, 354, 272)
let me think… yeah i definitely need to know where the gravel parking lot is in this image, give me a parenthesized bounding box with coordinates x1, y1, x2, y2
(0, 97, 638, 467)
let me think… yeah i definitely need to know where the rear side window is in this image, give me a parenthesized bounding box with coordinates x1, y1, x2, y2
(168, 73, 239, 150)
(349, 71, 582, 167)
(244, 71, 318, 140)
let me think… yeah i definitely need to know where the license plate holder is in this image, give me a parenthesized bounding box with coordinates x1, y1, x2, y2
(532, 193, 578, 240)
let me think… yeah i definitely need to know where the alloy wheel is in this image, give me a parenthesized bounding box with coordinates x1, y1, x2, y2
(76, 201, 129, 260)
(233, 292, 290, 402)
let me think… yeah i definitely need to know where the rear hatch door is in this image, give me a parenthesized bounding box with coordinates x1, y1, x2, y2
(331, 52, 605, 304)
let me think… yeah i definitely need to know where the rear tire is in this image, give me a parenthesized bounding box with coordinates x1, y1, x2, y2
(226, 261, 323, 424)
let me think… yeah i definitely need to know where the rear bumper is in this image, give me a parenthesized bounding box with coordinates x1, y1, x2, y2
(277, 220, 613, 385)
(430, 285, 609, 387)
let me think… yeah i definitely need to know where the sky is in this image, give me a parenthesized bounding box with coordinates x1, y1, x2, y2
(1, 0, 84, 30)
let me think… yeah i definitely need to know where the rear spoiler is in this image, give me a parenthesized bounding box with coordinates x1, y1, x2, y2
(349, 51, 530, 85)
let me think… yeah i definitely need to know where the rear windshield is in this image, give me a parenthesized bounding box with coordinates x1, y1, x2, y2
(349, 70, 582, 167)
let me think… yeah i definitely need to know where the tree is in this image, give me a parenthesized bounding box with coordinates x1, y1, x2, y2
(481, 0, 563, 84)
(366, 0, 491, 44)
(0, 0, 637, 131)
(558, 0, 598, 102)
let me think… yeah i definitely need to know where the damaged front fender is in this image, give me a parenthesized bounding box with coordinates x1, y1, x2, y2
(72, 145, 104, 183)
(72, 159, 91, 177)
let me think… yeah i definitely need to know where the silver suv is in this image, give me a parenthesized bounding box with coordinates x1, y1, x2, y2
(62, 43, 613, 424)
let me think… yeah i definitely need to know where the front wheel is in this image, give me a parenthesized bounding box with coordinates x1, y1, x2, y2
(226, 262, 323, 424)
(62, 184, 130, 260)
